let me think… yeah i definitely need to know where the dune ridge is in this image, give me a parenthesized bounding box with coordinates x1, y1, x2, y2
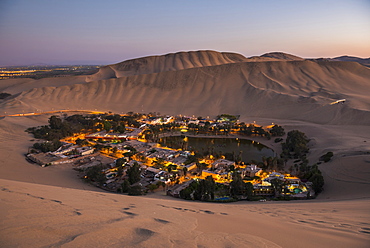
(85, 50, 310, 82)
(261, 52, 304, 61)
(2, 58, 370, 125)
(85, 50, 249, 82)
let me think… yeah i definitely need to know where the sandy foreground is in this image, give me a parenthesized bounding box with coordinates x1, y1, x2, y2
(1, 178, 369, 248)
(0, 115, 369, 248)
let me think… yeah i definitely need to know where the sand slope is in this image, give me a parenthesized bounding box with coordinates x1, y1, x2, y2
(85, 50, 309, 82)
(261, 52, 304, 61)
(2, 58, 370, 125)
(86, 50, 250, 82)
(0, 76, 87, 95)
(1, 178, 369, 248)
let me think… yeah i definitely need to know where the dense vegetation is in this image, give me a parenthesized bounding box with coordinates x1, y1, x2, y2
(145, 120, 285, 144)
(179, 172, 254, 202)
(269, 125, 286, 136)
(26, 113, 144, 152)
(84, 164, 107, 186)
(25, 112, 325, 198)
(180, 176, 216, 201)
(32, 140, 62, 153)
(281, 130, 309, 160)
(302, 164, 325, 194)
(280, 130, 324, 194)
(229, 172, 254, 199)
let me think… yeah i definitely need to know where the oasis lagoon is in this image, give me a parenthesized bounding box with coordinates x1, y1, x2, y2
(159, 136, 274, 163)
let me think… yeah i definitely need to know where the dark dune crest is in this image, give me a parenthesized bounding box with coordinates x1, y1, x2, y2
(260, 52, 304, 61)
(85, 50, 249, 82)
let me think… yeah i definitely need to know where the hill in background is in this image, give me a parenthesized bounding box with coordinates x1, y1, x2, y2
(1, 50, 369, 126)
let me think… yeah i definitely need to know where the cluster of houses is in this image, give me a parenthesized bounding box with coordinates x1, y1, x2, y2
(27, 143, 95, 167)
(76, 135, 312, 198)
(199, 160, 312, 198)
(27, 113, 312, 199)
(253, 171, 313, 198)
(85, 127, 142, 140)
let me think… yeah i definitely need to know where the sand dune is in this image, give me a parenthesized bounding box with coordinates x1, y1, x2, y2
(85, 50, 249, 82)
(85, 50, 308, 82)
(0, 76, 87, 95)
(2, 58, 370, 125)
(1, 50, 370, 247)
(261, 52, 304, 61)
(332, 56, 370, 67)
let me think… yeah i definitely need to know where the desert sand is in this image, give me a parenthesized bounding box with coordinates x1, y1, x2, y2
(0, 51, 369, 247)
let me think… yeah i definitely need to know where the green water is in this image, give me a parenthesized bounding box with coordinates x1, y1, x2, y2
(159, 136, 274, 163)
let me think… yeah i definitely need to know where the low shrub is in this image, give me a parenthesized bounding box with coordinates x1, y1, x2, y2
(319, 152, 333, 163)
(274, 138, 283, 143)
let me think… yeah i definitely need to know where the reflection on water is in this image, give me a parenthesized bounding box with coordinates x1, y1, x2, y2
(159, 136, 274, 163)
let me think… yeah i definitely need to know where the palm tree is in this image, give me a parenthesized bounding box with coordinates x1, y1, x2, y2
(182, 167, 188, 178)
(270, 178, 284, 197)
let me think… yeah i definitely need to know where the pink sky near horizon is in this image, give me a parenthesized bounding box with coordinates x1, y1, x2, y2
(0, 0, 369, 66)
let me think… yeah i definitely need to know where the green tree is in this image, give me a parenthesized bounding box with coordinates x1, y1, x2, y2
(127, 162, 141, 185)
(282, 130, 309, 159)
(32, 139, 61, 152)
(128, 185, 144, 195)
(304, 164, 325, 194)
(49, 116, 63, 129)
(182, 167, 188, 177)
(121, 179, 130, 193)
(203, 175, 216, 200)
(319, 152, 333, 163)
(269, 125, 285, 136)
(116, 164, 123, 177)
(85, 165, 106, 186)
(309, 173, 324, 194)
(115, 123, 126, 133)
(180, 181, 198, 200)
(194, 176, 216, 201)
(245, 182, 254, 198)
(103, 120, 112, 132)
(230, 172, 245, 198)
(270, 178, 284, 197)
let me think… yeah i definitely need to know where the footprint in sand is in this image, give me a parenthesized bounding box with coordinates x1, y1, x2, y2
(130, 228, 156, 245)
(359, 227, 370, 234)
(122, 211, 137, 216)
(201, 210, 215, 214)
(154, 218, 170, 224)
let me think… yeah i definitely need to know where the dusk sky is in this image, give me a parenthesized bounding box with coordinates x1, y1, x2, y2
(1, 0, 369, 66)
